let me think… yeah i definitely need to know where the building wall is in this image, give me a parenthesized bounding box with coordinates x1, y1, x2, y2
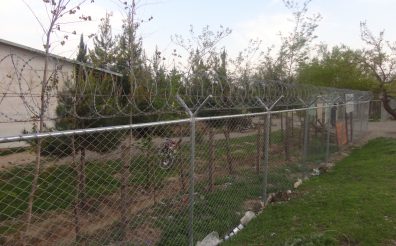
(0, 42, 75, 147)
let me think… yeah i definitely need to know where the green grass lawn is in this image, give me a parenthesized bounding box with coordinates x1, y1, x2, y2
(225, 137, 396, 246)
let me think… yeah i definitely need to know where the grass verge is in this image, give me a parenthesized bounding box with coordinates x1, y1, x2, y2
(225, 137, 396, 245)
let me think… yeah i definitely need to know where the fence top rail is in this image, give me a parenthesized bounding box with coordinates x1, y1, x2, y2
(0, 100, 370, 143)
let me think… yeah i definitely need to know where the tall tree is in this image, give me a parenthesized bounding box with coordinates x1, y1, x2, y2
(77, 34, 88, 63)
(89, 12, 115, 69)
(359, 21, 396, 119)
(115, 1, 144, 77)
(172, 25, 231, 99)
(115, 0, 154, 120)
(297, 45, 376, 91)
(257, 0, 321, 82)
(213, 49, 229, 98)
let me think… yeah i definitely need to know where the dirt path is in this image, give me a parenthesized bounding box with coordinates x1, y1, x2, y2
(357, 121, 396, 144)
(0, 119, 284, 171)
(366, 121, 396, 138)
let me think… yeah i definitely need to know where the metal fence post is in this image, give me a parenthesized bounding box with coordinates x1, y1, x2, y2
(303, 109, 309, 165)
(325, 115, 331, 163)
(298, 97, 322, 175)
(324, 97, 341, 163)
(358, 96, 365, 136)
(176, 94, 212, 246)
(257, 96, 283, 204)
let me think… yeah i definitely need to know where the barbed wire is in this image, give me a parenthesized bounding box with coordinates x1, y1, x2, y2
(0, 52, 372, 126)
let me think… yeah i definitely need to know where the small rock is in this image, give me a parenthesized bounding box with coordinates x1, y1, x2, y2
(240, 211, 256, 225)
(326, 162, 335, 167)
(266, 193, 275, 205)
(311, 168, 320, 176)
(319, 165, 330, 173)
(293, 178, 303, 189)
(243, 199, 263, 213)
(196, 231, 222, 246)
(267, 191, 291, 204)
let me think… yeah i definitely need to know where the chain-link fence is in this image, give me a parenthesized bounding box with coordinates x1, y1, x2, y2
(0, 99, 370, 245)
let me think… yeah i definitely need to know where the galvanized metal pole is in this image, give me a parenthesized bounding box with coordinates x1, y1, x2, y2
(324, 97, 340, 163)
(264, 111, 271, 202)
(303, 111, 309, 164)
(257, 96, 283, 204)
(325, 117, 331, 163)
(176, 94, 211, 246)
(358, 96, 365, 136)
(298, 97, 320, 175)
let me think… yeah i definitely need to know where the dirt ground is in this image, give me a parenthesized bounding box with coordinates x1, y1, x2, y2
(0, 119, 284, 171)
(366, 121, 396, 139)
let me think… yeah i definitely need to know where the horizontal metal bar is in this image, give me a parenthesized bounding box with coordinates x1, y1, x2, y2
(0, 118, 191, 143)
(196, 100, 370, 122)
(0, 101, 370, 143)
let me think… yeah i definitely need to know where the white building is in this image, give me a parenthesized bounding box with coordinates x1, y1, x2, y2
(0, 38, 121, 147)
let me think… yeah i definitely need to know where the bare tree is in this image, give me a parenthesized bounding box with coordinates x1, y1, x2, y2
(22, 0, 92, 242)
(360, 21, 396, 119)
(257, 0, 321, 82)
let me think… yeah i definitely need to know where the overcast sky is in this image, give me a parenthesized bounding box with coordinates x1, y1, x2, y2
(1, 0, 396, 63)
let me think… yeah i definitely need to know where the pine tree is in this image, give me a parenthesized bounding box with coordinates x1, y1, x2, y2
(76, 34, 87, 63)
(89, 12, 115, 69)
(115, 1, 153, 123)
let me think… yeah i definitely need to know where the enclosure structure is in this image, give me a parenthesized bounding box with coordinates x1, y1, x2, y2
(0, 71, 371, 245)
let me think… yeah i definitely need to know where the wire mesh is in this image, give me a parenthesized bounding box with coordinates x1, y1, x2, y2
(0, 100, 371, 245)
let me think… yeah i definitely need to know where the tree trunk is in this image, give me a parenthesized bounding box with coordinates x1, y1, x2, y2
(179, 161, 186, 192)
(223, 127, 233, 175)
(256, 124, 262, 174)
(344, 112, 349, 144)
(291, 111, 294, 137)
(24, 138, 42, 243)
(382, 90, 396, 119)
(120, 144, 130, 241)
(207, 127, 214, 192)
(72, 136, 82, 243)
(284, 113, 290, 161)
(280, 113, 284, 133)
(25, 30, 52, 243)
(152, 149, 157, 205)
(78, 147, 86, 211)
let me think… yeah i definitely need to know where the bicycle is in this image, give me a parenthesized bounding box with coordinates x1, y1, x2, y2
(159, 138, 182, 169)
